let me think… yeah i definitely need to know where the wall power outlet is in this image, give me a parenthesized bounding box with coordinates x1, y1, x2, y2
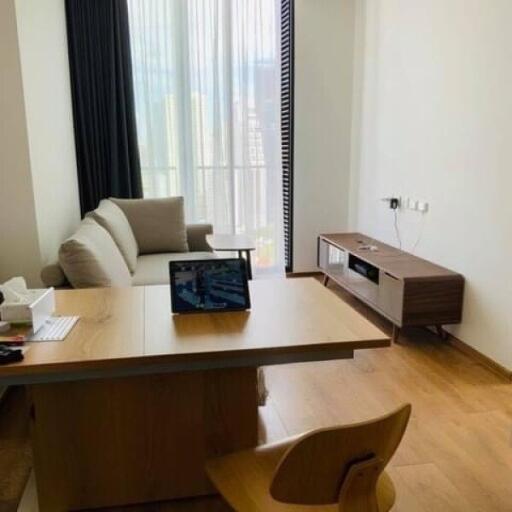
(403, 197, 429, 213)
(417, 201, 429, 213)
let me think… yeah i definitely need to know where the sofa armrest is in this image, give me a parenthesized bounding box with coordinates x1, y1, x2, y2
(186, 224, 213, 252)
(40, 263, 69, 288)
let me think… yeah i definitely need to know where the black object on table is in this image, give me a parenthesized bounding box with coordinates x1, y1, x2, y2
(0, 346, 24, 365)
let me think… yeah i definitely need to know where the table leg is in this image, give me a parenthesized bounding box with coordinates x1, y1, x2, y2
(245, 250, 253, 280)
(29, 368, 258, 511)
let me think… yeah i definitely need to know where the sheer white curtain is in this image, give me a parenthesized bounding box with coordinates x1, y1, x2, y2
(127, 0, 284, 275)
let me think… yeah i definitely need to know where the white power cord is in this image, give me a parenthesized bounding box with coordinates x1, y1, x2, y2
(411, 212, 427, 254)
(393, 209, 402, 250)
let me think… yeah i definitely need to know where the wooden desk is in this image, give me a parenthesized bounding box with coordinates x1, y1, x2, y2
(0, 278, 389, 511)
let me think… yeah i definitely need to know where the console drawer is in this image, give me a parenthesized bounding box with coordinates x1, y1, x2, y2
(377, 272, 404, 324)
(346, 268, 379, 306)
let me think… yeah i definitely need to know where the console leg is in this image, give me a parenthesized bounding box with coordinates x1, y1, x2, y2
(436, 325, 448, 341)
(392, 325, 401, 343)
(323, 275, 330, 287)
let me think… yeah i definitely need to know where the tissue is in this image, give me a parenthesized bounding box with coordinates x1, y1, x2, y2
(0, 277, 54, 325)
(0, 277, 40, 305)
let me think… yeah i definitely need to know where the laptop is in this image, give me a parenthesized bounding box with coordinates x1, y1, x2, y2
(169, 258, 251, 314)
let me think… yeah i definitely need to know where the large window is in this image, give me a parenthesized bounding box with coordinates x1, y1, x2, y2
(128, 0, 285, 275)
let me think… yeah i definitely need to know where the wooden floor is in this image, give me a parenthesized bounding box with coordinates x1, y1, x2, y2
(15, 281, 512, 512)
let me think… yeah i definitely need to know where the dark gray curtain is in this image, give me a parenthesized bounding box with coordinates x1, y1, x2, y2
(65, 0, 143, 216)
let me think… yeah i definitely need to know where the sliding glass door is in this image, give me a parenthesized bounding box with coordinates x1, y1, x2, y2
(127, 0, 284, 275)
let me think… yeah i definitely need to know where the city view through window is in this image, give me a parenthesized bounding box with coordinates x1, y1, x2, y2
(128, 0, 284, 274)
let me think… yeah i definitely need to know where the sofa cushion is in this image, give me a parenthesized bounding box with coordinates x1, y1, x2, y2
(132, 252, 216, 286)
(59, 218, 131, 289)
(111, 197, 189, 255)
(87, 199, 139, 273)
(40, 263, 68, 288)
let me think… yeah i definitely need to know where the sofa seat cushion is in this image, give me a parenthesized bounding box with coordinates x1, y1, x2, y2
(132, 252, 217, 286)
(87, 199, 139, 273)
(59, 218, 132, 289)
(111, 197, 189, 255)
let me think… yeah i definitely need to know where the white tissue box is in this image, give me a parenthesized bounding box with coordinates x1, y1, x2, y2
(0, 288, 55, 332)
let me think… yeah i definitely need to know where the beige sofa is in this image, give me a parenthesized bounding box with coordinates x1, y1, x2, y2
(41, 197, 215, 288)
(40, 197, 268, 404)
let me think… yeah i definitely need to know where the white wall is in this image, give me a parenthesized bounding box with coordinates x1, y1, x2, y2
(0, 0, 42, 285)
(16, 0, 81, 267)
(293, 0, 356, 272)
(351, 0, 512, 370)
(0, 0, 80, 286)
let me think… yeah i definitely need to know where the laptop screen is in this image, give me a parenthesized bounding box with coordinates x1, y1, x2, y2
(169, 258, 251, 313)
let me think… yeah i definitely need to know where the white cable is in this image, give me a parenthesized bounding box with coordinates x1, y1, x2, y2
(411, 212, 427, 254)
(393, 209, 402, 250)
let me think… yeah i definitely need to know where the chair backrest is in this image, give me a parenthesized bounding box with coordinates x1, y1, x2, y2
(270, 404, 411, 506)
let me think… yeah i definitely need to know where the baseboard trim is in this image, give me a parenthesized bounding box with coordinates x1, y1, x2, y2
(322, 272, 512, 382)
(445, 334, 512, 381)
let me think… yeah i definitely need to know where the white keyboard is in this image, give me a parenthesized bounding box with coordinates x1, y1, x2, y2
(29, 316, 79, 342)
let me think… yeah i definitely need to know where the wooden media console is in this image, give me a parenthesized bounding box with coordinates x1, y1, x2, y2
(318, 233, 465, 342)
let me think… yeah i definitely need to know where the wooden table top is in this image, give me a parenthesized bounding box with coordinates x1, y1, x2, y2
(0, 278, 389, 385)
(206, 234, 256, 251)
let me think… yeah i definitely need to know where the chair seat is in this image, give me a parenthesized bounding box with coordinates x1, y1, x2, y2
(205, 437, 396, 512)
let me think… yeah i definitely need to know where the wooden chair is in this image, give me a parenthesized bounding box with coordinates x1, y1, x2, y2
(205, 404, 411, 512)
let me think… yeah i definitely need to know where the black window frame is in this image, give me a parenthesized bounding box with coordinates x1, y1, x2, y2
(281, 0, 295, 273)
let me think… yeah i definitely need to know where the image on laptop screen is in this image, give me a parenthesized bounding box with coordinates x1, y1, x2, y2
(169, 259, 251, 313)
